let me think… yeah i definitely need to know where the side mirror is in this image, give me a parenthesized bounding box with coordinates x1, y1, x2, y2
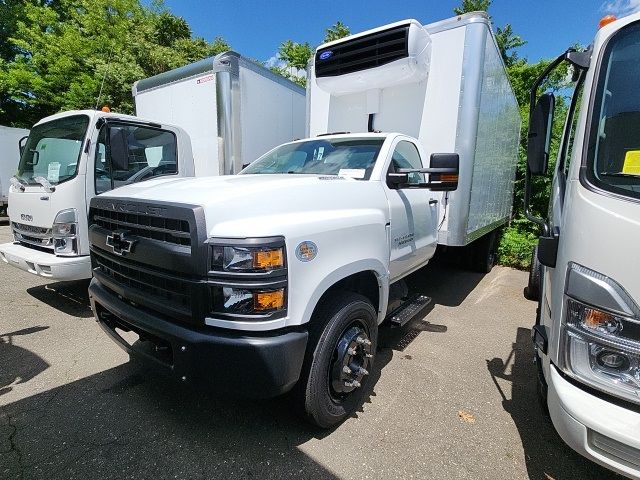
(18, 136, 28, 157)
(108, 127, 129, 171)
(527, 93, 555, 176)
(427, 153, 459, 192)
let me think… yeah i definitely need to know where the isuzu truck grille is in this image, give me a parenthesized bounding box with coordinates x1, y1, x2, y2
(11, 222, 53, 249)
(315, 24, 409, 77)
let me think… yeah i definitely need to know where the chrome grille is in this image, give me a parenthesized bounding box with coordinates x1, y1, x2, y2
(11, 222, 53, 249)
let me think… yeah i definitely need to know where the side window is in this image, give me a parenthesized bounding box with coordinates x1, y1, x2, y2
(390, 141, 425, 185)
(95, 124, 178, 194)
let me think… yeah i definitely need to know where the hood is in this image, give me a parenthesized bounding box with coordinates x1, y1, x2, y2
(101, 174, 388, 237)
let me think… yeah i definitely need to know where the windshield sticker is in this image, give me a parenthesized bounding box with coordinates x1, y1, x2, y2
(47, 162, 60, 182)
(623, 150, 640, 175)
(316, 147, 324, 161)
(338, 168, 366, 179)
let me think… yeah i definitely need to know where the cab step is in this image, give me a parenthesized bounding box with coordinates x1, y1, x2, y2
(385, 294, 433, 328)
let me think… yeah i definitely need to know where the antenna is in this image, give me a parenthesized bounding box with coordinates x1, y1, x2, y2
(94, 45, 114, 110)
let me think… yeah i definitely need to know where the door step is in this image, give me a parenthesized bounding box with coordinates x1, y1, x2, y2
(385, 294, 433, 328)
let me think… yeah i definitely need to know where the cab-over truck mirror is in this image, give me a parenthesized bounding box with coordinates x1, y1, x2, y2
(18, 136, 28, 157)
(387, 153, 459, 191)
(527, 93, 555, 176)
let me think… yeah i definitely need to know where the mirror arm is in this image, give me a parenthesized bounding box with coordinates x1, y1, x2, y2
(397, 167, 458, 174)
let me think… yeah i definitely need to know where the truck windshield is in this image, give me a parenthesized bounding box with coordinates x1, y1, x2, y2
(586, 21, 640, 200)
(16, 115, 89, 186)
(241, 138, 384, 180)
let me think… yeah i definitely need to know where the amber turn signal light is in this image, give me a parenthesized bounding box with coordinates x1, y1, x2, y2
(254, 289, 285, 311)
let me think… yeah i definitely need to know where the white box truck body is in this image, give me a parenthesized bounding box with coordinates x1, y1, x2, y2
(0, 126, 30, 216)
(308, 14, 520, 247)
(87, 13, 520, 428)
(524, 13, 640, 479)
(133, 51, 306, 176)
(0, 52, 306, 281)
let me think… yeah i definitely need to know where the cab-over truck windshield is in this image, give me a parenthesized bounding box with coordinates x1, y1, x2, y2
(587, 21, 640, 200)
(241, 138, 384, 179)
(17, 115, 89, 186)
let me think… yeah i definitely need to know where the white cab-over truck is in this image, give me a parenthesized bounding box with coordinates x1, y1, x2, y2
(0, 126, 30, 216)
(0, 52, 305, 281)
(87, 13, 520, 427)
(524, 13, 640, 479)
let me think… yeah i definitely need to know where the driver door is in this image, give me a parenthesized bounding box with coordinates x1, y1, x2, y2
(384, 139, 438, 281)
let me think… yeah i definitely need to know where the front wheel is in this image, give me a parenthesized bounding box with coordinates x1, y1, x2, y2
(297, 292, 378, 429)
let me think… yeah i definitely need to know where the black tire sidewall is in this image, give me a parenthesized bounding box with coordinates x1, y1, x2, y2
(304, 293, 378, 428)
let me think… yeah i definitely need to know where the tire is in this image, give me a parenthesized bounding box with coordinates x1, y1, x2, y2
(296, 292, 378, 429)
(471, 230, 498, 273)
(524, 245, 541, 301)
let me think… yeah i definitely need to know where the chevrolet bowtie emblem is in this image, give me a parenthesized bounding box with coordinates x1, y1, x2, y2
(106, 230, 136, 256)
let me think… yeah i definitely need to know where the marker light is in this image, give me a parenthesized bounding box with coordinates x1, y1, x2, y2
(101, 105, 110, 112)
(598, 15, 617, 29)
(254, 249, 284, 269)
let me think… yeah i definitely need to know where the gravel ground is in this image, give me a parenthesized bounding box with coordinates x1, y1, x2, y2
(0, 220, 622, 479)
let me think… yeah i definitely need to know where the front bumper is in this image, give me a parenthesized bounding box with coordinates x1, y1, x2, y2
(89, 279, 308, 398)
(0, 241, 91, 281)
(548, 365, 640, 478)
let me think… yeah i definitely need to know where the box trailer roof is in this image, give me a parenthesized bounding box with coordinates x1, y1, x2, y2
(132, 51, 305, 96)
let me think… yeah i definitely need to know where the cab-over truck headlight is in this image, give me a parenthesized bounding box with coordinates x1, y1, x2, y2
(560, 263, 640, 405)
(208, 237, 287, 318)
(52, 208, 79, 256)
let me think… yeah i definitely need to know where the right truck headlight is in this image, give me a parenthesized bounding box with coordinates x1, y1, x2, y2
(560, 263, 640, 405)
(52, 208, 79, 256)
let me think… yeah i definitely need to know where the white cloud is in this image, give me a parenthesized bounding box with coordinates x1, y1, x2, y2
(601, 0, 640, 17)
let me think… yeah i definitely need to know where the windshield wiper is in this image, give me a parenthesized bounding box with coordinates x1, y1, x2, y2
(33, 176, 56, 192)
(10, 176, 26, 192)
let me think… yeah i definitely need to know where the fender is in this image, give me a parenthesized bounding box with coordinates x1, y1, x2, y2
(301, 258, 390, 326)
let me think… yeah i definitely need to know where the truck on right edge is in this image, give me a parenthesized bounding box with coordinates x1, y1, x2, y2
(524, 13, 640, 479)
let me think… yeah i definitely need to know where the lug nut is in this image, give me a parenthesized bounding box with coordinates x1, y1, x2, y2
(358, 367, 369, 376)
(180, 346, 186, 352)
(365, 353, 373, 358)
(343, 365, 352, 375)
(356, 337, 372, 346)
(347, 347, 357, 356)
(345, 380, 361, 388)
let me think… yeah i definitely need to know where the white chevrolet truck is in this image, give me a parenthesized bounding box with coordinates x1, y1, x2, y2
(524, 13, 640, 478)
(88, 14, 520, 427)
(0, 52, 305, 281)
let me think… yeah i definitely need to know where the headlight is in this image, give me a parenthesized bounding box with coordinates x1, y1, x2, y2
(52, 208, 79, 256)
(210, 242, 285, 272)
(560, 264, 640, 405)
(211, 286, 286, 316)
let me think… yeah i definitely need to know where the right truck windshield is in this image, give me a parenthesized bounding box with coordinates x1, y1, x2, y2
(587, 21, 640, 199)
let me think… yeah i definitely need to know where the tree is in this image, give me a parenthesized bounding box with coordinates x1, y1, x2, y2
(0, 0, 230, 127)
(273, 21, 351, 87)
(453, 0, 491, 15)
(324, 21, 350, 43)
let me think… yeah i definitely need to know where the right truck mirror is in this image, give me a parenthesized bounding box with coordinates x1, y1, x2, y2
(527, 92, 555, 176)
(427, 153, 459, 191)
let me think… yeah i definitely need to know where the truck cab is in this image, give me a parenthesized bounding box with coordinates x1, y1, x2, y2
(0, 109, 193, 280)
(525, 13, 640, 478)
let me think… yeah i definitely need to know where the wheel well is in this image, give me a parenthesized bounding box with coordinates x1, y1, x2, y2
(317, 271, 380, 315)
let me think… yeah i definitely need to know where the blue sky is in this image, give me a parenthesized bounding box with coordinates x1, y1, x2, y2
(161, 0, 640, 64)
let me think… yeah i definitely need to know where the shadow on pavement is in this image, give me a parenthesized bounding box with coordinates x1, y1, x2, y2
(0, 327, 50, 397)
(487, 327, 623, 479)
(407, 254, 485, 308)
(27, 280, 92, 319)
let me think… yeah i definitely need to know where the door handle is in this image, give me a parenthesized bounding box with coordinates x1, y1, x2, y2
(429, 199, 438, 205)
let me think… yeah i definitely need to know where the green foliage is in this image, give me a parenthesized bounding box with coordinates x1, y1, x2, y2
(453, 0, 491, 15)
(497, 222, 538, 269)
(0, 0, 230, 127)
(495, 24, 526, 67)
(324, 21, 350, 43)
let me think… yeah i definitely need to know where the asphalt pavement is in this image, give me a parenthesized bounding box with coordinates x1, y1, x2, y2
(0, 220, 623, 479)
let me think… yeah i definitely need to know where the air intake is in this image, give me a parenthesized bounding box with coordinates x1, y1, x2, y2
(315, 25, 410, 78)
(313, 20, 431, 95)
